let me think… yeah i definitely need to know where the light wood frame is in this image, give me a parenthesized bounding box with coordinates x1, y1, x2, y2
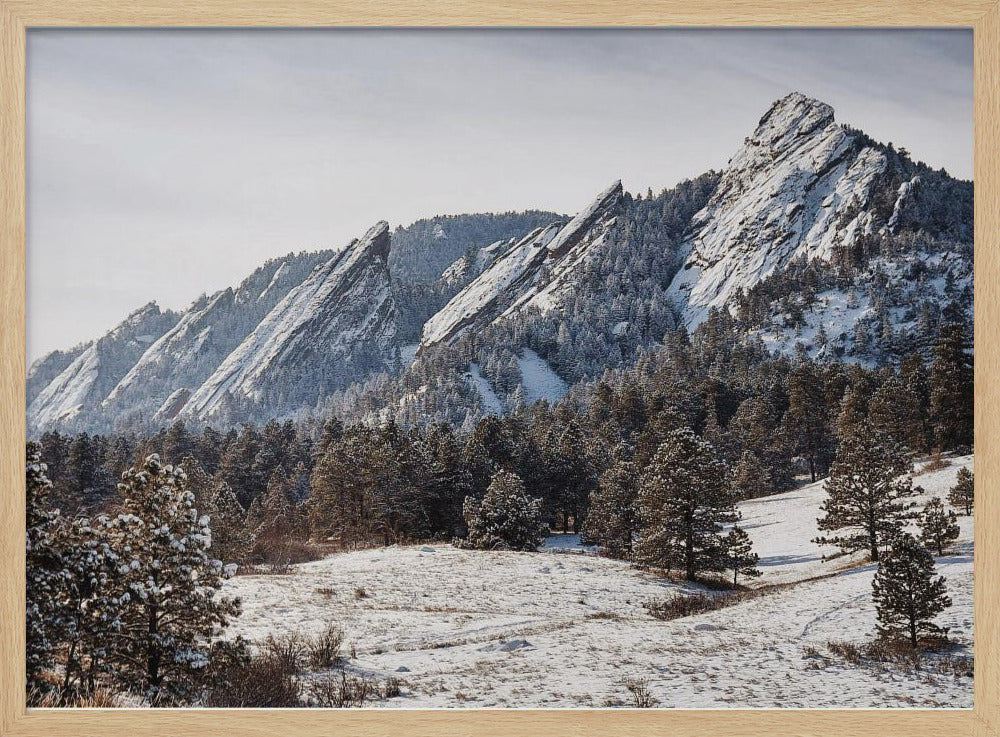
(1, 2, 996, 735)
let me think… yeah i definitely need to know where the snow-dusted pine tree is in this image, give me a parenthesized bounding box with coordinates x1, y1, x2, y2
(634, 428, 736, 581)
(461, 469, 545, 551)
(929, 321, 974, 451)
(814, 421, 916, 562)
(873, 533, 951, 647)
(581, 460, 638, 560)
(26, 442, 63, 694)
(203, 481, 253, 564)
(54, 515, 123, 698)
(722, 525, 761, 587)
(948, 467, 974, 516)
(919, 497, 960, 556)
(731, 450, 771, 500)
(107, 455, 241, 704)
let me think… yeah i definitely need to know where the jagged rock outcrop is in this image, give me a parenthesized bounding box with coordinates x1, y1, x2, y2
(421, 181, 623, 348)
(28, 303, 179, 431)
(182, 221, 398, 422)
(100, 251, 331, 426)
(668, 92, 890, 326)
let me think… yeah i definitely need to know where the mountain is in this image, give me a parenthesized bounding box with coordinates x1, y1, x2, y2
(388, 211, 563, 286)
(28, 223, 399, 433)
(668, 92, 973, 334)
(181, 221, 397, 423)
(28, 303, 179, 431)
(420, 181, 623, 349)
(29, 93, 973, 434)
(99, 250, 334, 428)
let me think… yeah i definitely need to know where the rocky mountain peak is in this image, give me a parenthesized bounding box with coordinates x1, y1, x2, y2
(669, 94, 887, 326)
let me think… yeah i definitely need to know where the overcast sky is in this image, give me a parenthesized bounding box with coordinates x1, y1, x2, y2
(27, 29, 973, 363)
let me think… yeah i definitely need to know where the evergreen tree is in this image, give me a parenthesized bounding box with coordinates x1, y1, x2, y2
(425, 423, 472, 538)
(868, 374, 923, 454)
(162, 420, 195, 465)
(815, 422, 916, 562)
(53, 516, 123, 698)
(919, 497, 960, 556)
(948, 467, 974, 516)
(26, 442, 64, 694)
(722, 525, 761, 587)
(461, 469, 545, 551)
(581, 460, 638, 559)
(108, 455, 241, 704)
(929, 321, 973, 450)
(634, 428, 736, 581)
(873, 533, 951, 647)
(900, 352, 933, 453)
(784, 362, 833, 482)
(67, 433, 108, 510)
(731, 450, 772, 500)
(203, 481, 253, 564)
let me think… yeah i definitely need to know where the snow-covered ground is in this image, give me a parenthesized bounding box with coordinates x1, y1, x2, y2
(517, 349, 569, 403)
(223, 455, 974, 708)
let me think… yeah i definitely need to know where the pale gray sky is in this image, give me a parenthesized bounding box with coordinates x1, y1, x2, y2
(27, 29, 973, 363)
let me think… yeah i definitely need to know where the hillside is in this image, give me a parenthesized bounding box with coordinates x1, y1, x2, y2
(223, 456, 973, 708)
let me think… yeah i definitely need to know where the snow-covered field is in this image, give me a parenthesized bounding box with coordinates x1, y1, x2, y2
(223, 455, 974, 708)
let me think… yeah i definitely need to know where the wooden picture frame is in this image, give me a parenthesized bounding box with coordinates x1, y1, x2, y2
(1, 2, 996, 735)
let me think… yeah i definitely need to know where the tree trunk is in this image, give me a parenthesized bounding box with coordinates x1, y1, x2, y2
(147, 604, 161, 696)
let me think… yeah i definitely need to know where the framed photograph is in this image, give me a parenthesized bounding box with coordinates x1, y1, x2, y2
(1, 1, 996, 736)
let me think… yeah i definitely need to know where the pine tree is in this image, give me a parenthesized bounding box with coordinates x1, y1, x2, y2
(581, 460, 638, 559)
(919, 497, 960, 556)
(785, 362, 833, 482)
(948, 467, 974, 515)
(162, 420, 195, 465)
(731, 450, 772, 500)
(634, 428, 736, 581)
(108, 455, 241, 704)
(53, 516, 123, 698)
(929, 321, 973, 451)
(26, 442, 64, 694)
(722, 525, 761, 587)
(203, 481, 253, 564)
(461, 469, 545, 551)
(873, 533, 951, 647)
(815, 422, 916, 562)
(425, 423, 472, 538)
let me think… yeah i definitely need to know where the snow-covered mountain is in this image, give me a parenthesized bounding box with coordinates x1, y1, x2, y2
(28, 303, 179, 430)
(420, 181, 623, 348)
(667, 92, 969, 330)
(29, 223, 399, 433)
(100, 251, 332, 426)
(29, 93, 973, 434)
(181, 221, 397, 423)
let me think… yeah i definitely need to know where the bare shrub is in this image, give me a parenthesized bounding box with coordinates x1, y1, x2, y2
(826, 638, 972, 678)
(254, 534, 323, 574)
(922, 450, 951, 473)
(307, 624, 344, 669)
(353, 586, 368, 600)
(306, 670, 375, 707)
(264, 632, 309, 671)
(315, 587, 335, 598)
(623, 677, 656, 708)
(204, 655, 302, 708)
(381, 676, 403, 699)
(644, 592, 733, 620)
